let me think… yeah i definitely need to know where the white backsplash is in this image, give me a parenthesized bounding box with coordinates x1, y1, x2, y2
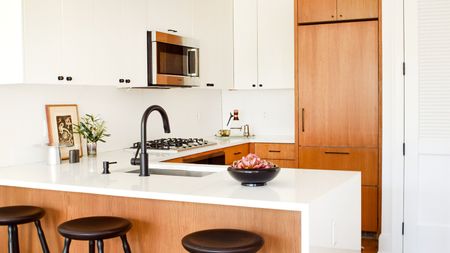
(0, 84, 222, 167)
(221, 89, 295, 137)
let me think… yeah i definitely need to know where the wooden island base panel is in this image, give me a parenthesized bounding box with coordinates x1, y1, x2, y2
(0, 186, 301, 253)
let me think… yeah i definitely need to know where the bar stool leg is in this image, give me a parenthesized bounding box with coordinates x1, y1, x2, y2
(8, 225, 14, 253)
(97, 240, 104, 253)
(62, 238, 71, 253)
(34, 220, 50, 253)
(120, 235, 132, 253)
(11, 225, 20, 253)
(89, 240, 95, 253)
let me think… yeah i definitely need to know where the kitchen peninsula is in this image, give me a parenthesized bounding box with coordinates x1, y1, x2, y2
(0, 138, 361, 253)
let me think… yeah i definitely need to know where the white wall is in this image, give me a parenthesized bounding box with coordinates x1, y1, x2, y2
(221, 89, 295, 136)
(0, 84, 222, 167)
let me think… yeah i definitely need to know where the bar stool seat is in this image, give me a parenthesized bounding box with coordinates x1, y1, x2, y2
(0, 205, 49, 253)
(0, 206, 45, 225)
(58, 216, 132, 253)
(182, 229, 264, 253)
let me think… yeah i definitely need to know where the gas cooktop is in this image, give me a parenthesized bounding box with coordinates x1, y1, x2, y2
(130, 138, 216, 153)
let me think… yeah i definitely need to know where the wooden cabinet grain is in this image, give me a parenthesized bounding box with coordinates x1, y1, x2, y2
(224, 144, 250, 165)
(298, 21, 379, 148)
(298, 0, 378, 23)
(362, 186, 378, 232)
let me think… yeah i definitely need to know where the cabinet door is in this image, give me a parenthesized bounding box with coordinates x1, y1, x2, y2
(147, 0, 194, 37)
(337, 0, 378, 20)
(225, 144, 250, 165)
(61, 0, 94, 85)
(362, 186, 378, 232)
(92, 0, 123, 86)
(121, 0, 148, 87)
(257, 0, 295, 89)
(193, 0, 233, 89)
(298, 21, 378, 147)
(23, 0, 63, 84)
(298, 0, 337, 23)
(233, 0, 258, 89)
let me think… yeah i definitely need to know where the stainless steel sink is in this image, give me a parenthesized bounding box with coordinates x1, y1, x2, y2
(126, 168, 215, 177)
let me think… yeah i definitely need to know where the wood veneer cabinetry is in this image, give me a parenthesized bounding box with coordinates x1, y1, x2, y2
(298, 0, 378, 23)
(253, 143, 297, 168)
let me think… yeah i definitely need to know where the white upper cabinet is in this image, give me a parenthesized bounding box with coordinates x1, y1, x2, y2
(233, 0, 259, 89)
(233, 0, 295, 89)
(147, 0, 194, 37)
(22, 0, 63, 85)
(193, 0, 234, 89)
(61, 0, 95, 85)
(0, 0, 24, 85)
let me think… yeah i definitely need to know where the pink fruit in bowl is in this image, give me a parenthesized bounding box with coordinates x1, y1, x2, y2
(231, 153, 277, 169)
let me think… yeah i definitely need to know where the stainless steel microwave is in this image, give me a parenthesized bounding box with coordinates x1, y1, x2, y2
(147, 31, 200, 87)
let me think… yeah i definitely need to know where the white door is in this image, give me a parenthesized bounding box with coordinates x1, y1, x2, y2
(233, 0, 258, 89)
(92, 0, 123, 86)
(257, 0, 294, 89)
(22, 0, 63, 85)
(193, 0, 233, 89)
(404, 0, 450, 252)
(121, 0, 148, 87)
(61, 0, 94, 85)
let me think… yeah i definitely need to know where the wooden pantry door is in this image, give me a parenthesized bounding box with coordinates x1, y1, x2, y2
(298, 21, 379, 148)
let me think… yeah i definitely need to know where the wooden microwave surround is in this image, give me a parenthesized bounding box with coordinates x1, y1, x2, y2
(298, 0, 379, 24)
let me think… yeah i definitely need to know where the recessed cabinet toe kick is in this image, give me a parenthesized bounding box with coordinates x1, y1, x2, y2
(0, 153, 361, 253)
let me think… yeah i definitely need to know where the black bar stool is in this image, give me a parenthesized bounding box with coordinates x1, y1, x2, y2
(58, 216, 132, 253)
(182, 229, 264, 253)
(0, 205, 50, 253)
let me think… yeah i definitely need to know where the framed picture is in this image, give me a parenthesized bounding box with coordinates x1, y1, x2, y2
(45, 104, 83, 159)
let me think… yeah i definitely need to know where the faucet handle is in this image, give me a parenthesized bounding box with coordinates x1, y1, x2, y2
(130, 157, 140, 166)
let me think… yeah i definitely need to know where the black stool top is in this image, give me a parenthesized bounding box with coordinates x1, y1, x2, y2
(0, 205, 45, 225)
(182, 229, 264, 253)
(58, 216, 132, 240)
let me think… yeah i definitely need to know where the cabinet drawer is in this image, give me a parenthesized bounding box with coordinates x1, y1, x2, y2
(299, 147, 378, 186)
(268, 159, 298, 168)
(362, 186, 378, 232)
(225, 144, 250, 165)
(254, 144, 296, 160)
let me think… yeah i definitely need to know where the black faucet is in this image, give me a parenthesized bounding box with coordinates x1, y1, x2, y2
(130, 105, 171, 176)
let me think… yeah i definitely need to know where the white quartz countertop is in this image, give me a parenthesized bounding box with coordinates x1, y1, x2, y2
(0, 149, 359, 212)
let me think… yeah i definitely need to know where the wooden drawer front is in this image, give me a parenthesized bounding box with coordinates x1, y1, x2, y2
(337, 0, 378, 21)
(225, 144, 250, 165)
(362, 186, 378, 232)
(255, 144, 296, 160)
(268, 159, 298, 168)
(299, 147, 378, 186)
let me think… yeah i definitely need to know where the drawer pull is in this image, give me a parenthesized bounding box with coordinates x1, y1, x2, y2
(233, 152, 242, 155)
(324, 151, 350, 155)
(268, 150, 281, 153)
(302, 108, 305, 132)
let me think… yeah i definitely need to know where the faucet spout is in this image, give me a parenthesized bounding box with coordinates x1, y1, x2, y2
(135, 105, 171, 177)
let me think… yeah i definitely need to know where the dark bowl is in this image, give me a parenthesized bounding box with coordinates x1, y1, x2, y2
(227, 167, 281, 187)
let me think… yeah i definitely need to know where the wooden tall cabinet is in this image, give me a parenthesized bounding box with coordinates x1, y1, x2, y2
(298, 0, 378, 23)
(297, 20, 380, 233)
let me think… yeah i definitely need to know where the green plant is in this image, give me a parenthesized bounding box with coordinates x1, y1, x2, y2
(74, 114, 110, 143)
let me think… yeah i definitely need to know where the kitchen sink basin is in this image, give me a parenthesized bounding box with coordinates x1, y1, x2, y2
(126, 168, 215, 177)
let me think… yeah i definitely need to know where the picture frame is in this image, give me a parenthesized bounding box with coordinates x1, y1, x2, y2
(45, 104, 83, 160)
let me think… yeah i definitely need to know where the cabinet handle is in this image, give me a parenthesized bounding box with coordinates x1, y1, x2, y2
(268, 150, 281, 153)
(206, 83, 215, 87)
(125, 79, 131, 83)
(252, 84, 256, 88)
(259, 84, 263, 88)
(233, 152, 242, 155)
(324, 152, 350, 155)
(119, 79, 125, 83)
(301, 108, 305, 132)
(58, 76, 64, 81)
(66, 76, 72, 81)
(168, 29, 178, 33)
(331, 15, 335, 18)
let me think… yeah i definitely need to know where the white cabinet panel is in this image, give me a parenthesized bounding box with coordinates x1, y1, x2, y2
(93, 0, 123, 86)
(257, 0, 294, 89)
(233, 0, 258, 89)
(147, 0, 194, 37)
(61, 0, 94, 85)
(0, 0, 23, 84)
(121, 0, 148, 87)
(193, 0, 233, 89)
(23, 0, 63, 84)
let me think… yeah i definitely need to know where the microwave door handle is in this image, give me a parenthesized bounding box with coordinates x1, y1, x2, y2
(187, 48, 199, 77)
